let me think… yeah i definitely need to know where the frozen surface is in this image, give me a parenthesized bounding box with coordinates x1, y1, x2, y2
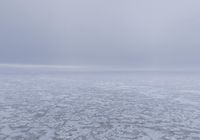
(0, 66, 200, 140)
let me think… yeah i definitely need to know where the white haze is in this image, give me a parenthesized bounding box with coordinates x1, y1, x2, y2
(0, 0, 200, 68)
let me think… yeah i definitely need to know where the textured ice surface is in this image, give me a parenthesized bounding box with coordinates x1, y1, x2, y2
(0, 66, 200, 140)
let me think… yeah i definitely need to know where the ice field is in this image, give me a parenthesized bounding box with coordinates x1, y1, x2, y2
(1, 65, 200, 140)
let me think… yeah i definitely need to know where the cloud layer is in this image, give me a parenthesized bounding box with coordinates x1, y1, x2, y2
(0, 0, 200, 67)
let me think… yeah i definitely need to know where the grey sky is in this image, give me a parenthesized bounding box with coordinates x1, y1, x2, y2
(0, 0, 200, 66)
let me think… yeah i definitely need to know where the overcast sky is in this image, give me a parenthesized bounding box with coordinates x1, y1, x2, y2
(0, 0, 200, 67)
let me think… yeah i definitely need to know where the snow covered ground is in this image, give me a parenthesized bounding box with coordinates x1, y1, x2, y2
(0, 65, 200, 140)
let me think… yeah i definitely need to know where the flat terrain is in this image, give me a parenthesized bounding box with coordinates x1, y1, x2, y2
(0, 66, 200, 140)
